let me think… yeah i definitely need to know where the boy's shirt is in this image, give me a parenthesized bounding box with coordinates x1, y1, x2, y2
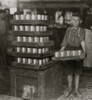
(61, 27, 85, 47)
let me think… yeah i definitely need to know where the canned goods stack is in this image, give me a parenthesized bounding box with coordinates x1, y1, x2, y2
(55, 50, 82, 58)
(17, 57, 50, 65)
(11, 9, 54, 68)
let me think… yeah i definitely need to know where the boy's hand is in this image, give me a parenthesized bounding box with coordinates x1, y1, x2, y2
(60, 46, 65, 51)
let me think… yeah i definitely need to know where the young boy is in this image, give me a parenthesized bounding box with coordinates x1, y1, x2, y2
(60, 12, 86, 97)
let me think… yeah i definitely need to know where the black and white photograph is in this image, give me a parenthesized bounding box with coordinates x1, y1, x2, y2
(0, 0, 92, 100)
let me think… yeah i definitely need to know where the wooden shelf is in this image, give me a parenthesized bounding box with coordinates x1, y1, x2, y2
(11, 20, 51, 25)
(10, 51, 54, 58)
(12, 61, 54, 70)
(12, 41, 54, 47)
(10, 31, 52, 36)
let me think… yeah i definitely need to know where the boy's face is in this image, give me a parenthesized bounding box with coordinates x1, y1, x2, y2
(71, 16, 81, 27)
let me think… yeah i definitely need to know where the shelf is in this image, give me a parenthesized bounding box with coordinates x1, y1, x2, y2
(12, 41, 54, 47)
(10, 51, 54, 58)
(12, 61, 54, 70)
(10, 31, 52, 36)
(11, 20, 51, 25)
(52, 55, 85, 61)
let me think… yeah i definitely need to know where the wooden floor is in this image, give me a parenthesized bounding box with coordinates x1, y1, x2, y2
(56, 68, 92, 100)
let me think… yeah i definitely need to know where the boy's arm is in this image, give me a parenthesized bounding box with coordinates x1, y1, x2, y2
(81, 40, 86, 53)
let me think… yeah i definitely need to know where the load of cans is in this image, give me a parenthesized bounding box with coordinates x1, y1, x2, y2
(55, 50, 82, 58)
(13, 25, 47, 32)
(16, 36, 49, 43)
(17, 57, 50, 65)
(16, 47, 49, 54)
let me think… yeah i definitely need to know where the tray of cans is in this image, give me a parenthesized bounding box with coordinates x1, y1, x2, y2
(52, 50, 85, 61)
(10, 31, 52, 36)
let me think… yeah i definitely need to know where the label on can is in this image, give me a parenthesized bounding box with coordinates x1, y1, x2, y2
(31, 14, 36, 20)
(42, 15, 45, 20)
(55, 52, 60, 57)
(26, 14, 31, 20)
(34, 37, 39, 42)
(19, 25, 24, 31)
(45, 48, 49, 52)
(22, 58, 26, 64)
(39, 59, 43, 65)
(78, 50, 82, 56)
(16, 47, 21, 52)
(20, 14, 25, 20)
(17, 36, 21, 42)
(17, 57, 21, 63)
(42, 48, 45, 53)
(36, 26, 40, 32)
(14, 25, 18, 31)
(43, 59, 46, 64)
(27, 48, 31, 53)
(60, 51, 64, 57)
(33, 48, 37, 54)
(25, 26, 29, 31)
(44, 15, 48, 20)
(40, 26, 43, 31)
(30, 26, 35, 31)
(22, 47, 26, 53)
(37, 14, 42, 20)
(28, 58, 32, 64)
(33, 59, 38, 65)
(23, 36, 27, 42)
(46, 58, 49, 62)
(43, 26, 47, 31)
(28, 37, 33, 42)
(14, 15, 20, 20)
(38, 48, 42, 54)
(40, 37, 44, 42)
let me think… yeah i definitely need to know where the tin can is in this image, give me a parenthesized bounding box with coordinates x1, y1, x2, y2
(17, 57, 21, 63)
(14, 15, 20, 20)
(34, 37, 39, 42)
(39, 59, 43, 65)
(17, 36, 21, 42)
(42, 15, 45, 20)
(30, 26, 35, 31)
(20, 14, 25, 20)
(72, 51, 77, 56)
(45, 48, 49, 52)
(78, 50, 82, 56)
(42, 48, 45, 53)
(43, 59, 46, 64)
(22, 47, 26, 53)
(43, 26, 47, 31)
(23, 36, 27, 42)
(19, 25, 24, 31)
(60, 51, 64, 57)
(31, 14, 36, 20)
(37, 14, 42, 20)
(66, 51, 71, 57)
(28, 37, 33, 42)
(22, 58, 26, 64)
(14, 25, 18, 31)
(26, 14, 31, 20)
(33, 48, 37, 54)
(46, 58, 49, 62)
(25, 26, 29, 31)
(33, 59, 38, 65)
(38, 48, 42, 54)
(40, 37, 44, 42)
(16, 47, 21, 52)
(27, 48, 32, 53)
(36, 26, 40, 32)
(28, 58, 32, 64)
(40, 26, 43, 31)
(55, 52, 60, 57)
(44, 15, 48, 20)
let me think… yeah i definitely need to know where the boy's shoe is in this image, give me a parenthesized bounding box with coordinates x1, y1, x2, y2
(63, 88, 72, 97)
(73, 90, 82, 98)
